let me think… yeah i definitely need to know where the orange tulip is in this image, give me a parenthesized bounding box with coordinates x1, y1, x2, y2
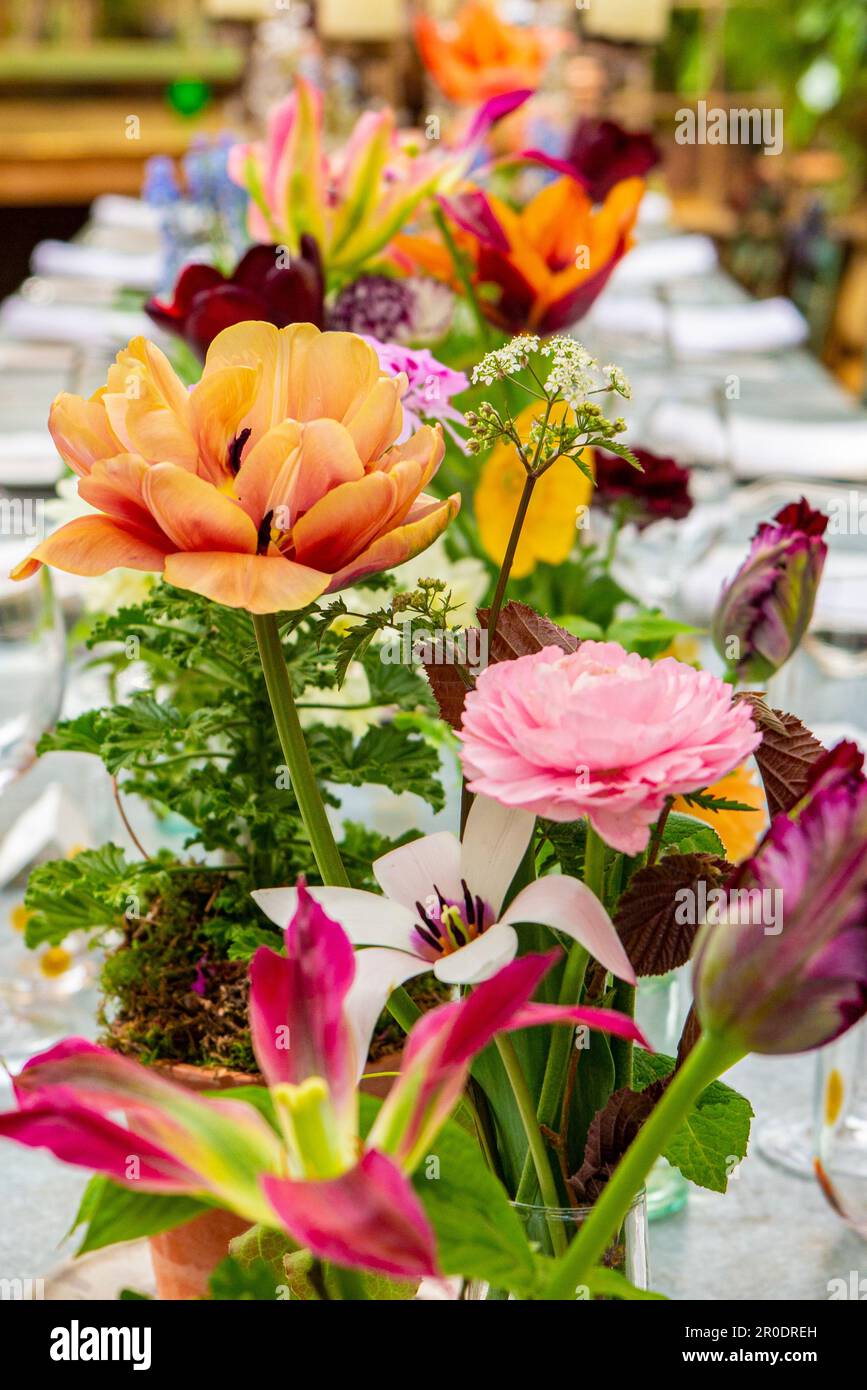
(12, 324, 459, 615)
(394, 175, 643, 335)
(416, 0, 551, 103)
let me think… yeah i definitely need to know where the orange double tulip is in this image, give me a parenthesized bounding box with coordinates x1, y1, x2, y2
(13, 324, 458, 615)
(416, 0, 551, 103)
(395, 175, 644, 335)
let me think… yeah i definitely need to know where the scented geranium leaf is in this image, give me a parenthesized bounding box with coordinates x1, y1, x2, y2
(614, 853, 732, 977)
(70, 1176, 210, 1256)
(422, 648, 476, 730)
(361, 646, 438, 711)
(736, 695, 825, 817)
(540, 818, 586, 879)
(37, 708, 105, 759)
(307, 723, 445, 810)
(23, 847, 171, 948)
(633, 1051, 753, 1193)
(413, 1118, 538, 1295)
(586, 1268, 668, 1301)
(660, 811, 727, 859)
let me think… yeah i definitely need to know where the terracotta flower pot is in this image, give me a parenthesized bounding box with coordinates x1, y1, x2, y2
(146, 1050, 405, 1298)
(147, 1061, 261, 1301)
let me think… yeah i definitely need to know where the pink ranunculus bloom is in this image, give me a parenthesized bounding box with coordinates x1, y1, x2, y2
(459, 641, 762, 855)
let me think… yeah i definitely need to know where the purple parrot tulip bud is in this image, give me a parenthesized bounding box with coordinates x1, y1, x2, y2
(693, 741, 867, 1054)
(712, 498, 828, 682)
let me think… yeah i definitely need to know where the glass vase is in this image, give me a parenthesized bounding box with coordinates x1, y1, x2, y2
(813, 1017, 867, 1239)
(463, 1191, 649, 1300)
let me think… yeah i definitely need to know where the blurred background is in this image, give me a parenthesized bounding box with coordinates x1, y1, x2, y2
(1, 0, 866, 385)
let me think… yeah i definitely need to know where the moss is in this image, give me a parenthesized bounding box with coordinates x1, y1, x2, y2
(100, 871, 451, 1071)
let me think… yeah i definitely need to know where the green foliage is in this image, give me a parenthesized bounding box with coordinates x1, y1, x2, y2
(69, 1175, 210, 1256)
(633, 1051, 753, 1193)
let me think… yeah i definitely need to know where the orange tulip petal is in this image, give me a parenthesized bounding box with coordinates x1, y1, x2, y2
(76, 454, 153, 530)
(48, 393, 124, 477)
(292, 419, 366, 517)
(189, 364, 262, 486)
(203, 321, 320, 442)
(375, 425, 446, 530)
(292, 470, 398, 571)
(102, 339, 198, 469)
(327, 491, 460, 591)
(142, 464, 258, 555)
(234, 421, 303, 525)
(342, 377, 405, 461)
(164, 551, 330, 615)
(290, 329, 382, 425)
(11, 516, 171, 580)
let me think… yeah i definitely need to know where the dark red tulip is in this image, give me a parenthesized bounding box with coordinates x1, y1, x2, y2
(146, 237, 325, 358)
(595, 446, 692, 529)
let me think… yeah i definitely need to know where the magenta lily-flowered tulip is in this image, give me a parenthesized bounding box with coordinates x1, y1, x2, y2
(0, 886, 646, 1281)
(694, 741, 867, 1054)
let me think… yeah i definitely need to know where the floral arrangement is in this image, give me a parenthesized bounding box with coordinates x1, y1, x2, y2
(3, 66, 865, 1304)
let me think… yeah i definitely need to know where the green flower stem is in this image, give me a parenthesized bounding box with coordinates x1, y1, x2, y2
(541, 1031, 745, 1299)
(252, 611, 418, 1032)
(582, 825, 608, 902)
(514, 943, 588, 1204)
(494, 1034, 568, 1256)
(514, 826, 609, 1201)
(610, 981, 636, 1091)
(487, 472, 537, 640)
(253, 612, 350, 888)
(432, 205, 491, 346)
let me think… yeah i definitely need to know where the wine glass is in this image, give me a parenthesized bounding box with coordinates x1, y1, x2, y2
(0, 556, 80, 1063)
(813, 1019, 867, 1239)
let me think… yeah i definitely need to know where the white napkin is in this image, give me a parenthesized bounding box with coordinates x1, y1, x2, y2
(30, 240, 161, 291)
(610, 234, 718, 287)
(89, 195, 160, 234)
(0, 295, 153, 346)
(0, 432, 63, 487)
(729, 413, 867, 480)
(670, 298, 808, 356)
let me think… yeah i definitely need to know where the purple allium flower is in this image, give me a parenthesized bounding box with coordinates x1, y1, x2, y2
(329, 275, 415, 341)
(330, 276, 455, 345)
(694, 740, 867, 1054)
(712, 498, 828, 682)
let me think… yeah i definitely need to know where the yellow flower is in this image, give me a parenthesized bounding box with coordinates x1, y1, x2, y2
(474, 403, 594, 578)
(40, 946, 73, 978)
(10, 904, 30, 933)
(673, 762, 767, 864)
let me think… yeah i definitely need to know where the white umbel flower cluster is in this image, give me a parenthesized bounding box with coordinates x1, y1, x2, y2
(471, 335, 541, 385)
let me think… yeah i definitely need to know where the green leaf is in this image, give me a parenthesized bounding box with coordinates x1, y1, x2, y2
(607, 612, 698, 658)
(307, 722, 445, 810)
(555, 614, 606, 641)
(586, 1266, 668, 1300)
(208, 1255, 280, 1301)
(70, 1176, 210, 1255)
(633, 1051, 753, 1193)
(660, 812, 727, 859)
(413, 1119, 538, 1295)
(680, 789, 756, 814)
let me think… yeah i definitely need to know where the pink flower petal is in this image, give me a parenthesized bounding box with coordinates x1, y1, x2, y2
(501, 876, 636, 983)
(432, 922, 518, 985)
(262, 1148, 439, 1279)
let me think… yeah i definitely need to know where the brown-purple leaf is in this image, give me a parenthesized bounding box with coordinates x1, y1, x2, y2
(569, 1087, 656, 1203)
(737, 694, 826, 817)
(422, 600, 579, 731)
(614, 853, 732, 977)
